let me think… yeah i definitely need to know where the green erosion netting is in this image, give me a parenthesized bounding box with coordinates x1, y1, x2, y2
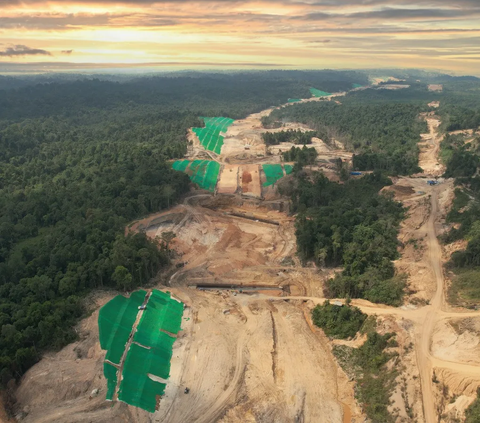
(100, 289, 184, 413)
(203, 161, 221, 192)
(284, 164, 293, 175)
(352, 83, 363, 89)
(188, 159, 205, 172)
(133, 290, 182, 349)
(172, 160, 191, 172)
(98, 290, 146, 365)
(172, 160, 220, 192)
(288, 98, 302, 103)
(104, 362, 118, 400)
(192, 116, 234, 154)
(201, 116, 235, 133)
(118, 344, 167, 413)
(310, 88, 332, 97)
(262, 164, 285, 187)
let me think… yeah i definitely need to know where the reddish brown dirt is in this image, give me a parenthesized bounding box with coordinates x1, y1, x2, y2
(240, 165, 261, 198)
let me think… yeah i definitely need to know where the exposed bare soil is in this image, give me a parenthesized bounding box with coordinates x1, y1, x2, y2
(428, 85, 443, 92)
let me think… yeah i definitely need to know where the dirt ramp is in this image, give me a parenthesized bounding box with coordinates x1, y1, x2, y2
(240, 165, 261, 198)
(217, 164, 239, 194)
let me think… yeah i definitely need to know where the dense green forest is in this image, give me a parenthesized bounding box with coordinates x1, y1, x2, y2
(0, 71, 369, 386)
(440, 130, 480, 306)
(262, 97, 427, 175)
(262, 129, 315, 146)
(280, 171, 405, 305)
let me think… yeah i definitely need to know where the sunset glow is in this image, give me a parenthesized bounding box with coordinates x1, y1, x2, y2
(1, 0, 480, 73)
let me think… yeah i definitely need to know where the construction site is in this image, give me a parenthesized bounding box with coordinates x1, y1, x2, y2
(10, 86, 480, 423)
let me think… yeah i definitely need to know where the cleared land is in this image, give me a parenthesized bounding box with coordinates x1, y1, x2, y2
(217, 164, 239, 195)
(240, 164, 262, 197)
(428, 84, 443, 92)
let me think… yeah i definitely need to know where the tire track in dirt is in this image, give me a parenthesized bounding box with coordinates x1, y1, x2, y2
(270, 311, 278, 384)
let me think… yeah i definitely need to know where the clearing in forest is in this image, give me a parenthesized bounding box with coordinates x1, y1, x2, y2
(99, 290, 184, 413)
(192, 117, 235, 154)
(310, 87, 332, 97)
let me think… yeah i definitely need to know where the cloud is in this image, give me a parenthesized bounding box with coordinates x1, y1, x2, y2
(295, 7, 480, 22)
(0, 44, 51, 56)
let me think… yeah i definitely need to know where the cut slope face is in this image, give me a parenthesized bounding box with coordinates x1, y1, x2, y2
(99, 289, 184, 413)
(99, 290, 147, 366)
(192, 117, 235, 154)
(172, 160, 220, 192)
(262, 164, 285, 186)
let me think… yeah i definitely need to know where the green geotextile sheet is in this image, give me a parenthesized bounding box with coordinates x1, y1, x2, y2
(262, 164, 285, 187)
(192, 116, 234, 154)
(201, 116, 235, 133)
(117, 343, 168, 413)
(98, 290, 146, 365)
(172, 160, 190, 172)
(352, 83, 363, 88)
(284, 164, 293, 175)
(172, 160, 220, 192)
(134, 290, 184, 339)
(100, 289, 184, 413)
(104, 362, 118, 400)
(288, 98, 302, 103)
(310, 87, 332, 97)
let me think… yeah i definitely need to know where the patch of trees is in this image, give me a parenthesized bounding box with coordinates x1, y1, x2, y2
(312, 300, 366, 339)
(262, 129, 315, 146)
(285, 171, 405, 305)
(334, 331, 398, 422)
(465, 388, 480, 423)
(444, 108, 480, 132)
(443, 149, 479, 178)
(282, 146, 317, 165)
(262, 100, 426, 175)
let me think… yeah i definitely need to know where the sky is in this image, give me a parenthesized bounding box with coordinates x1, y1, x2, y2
(1, 0, 480, 74)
